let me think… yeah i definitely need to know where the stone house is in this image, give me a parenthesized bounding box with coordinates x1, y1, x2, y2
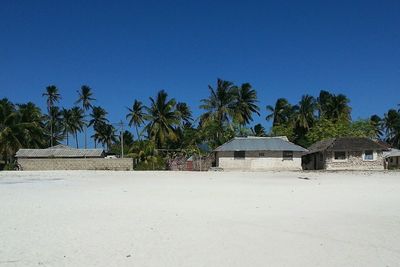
(214, 136, 308, 171)
(384, 149, 400, 169)
(302, 137, 388, 171)
(16, 144, 133, 171)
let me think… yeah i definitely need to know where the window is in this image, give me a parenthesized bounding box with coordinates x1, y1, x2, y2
(259, 152, 265, 157)
(363, 150, 374, 161)
(283, 151, 293, 160)
(234, 151, 245, 160)
(334, 151, 347, 160)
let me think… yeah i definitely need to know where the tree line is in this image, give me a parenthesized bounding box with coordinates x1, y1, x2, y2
(1, 79, 399, 169)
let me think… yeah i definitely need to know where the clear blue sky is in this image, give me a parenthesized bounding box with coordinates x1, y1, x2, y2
(1, 1, 399, 146)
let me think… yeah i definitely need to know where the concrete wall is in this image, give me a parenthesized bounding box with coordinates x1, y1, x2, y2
(216, 151, 303, 171)
(18, 158, 133, 171)
(325, 150, 384, 170)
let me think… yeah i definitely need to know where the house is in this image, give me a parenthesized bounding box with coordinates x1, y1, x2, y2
(384, 148, 400, 169)
(15, 145, 133, 171)
(214, 136, 308, 171)
(302, 137, 388, 171)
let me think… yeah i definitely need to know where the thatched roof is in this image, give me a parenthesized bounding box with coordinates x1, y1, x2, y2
(16, 145, 105, 158)
(214, 136, 308, 152)
(307, 137, 388, 154)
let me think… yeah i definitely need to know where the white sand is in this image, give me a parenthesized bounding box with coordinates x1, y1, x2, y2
(0, 171, 400, 266)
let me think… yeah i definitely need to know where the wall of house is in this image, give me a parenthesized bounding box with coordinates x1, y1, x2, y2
(302, 152, 325, 170)
(325, 150, 384, 170)
(216, 151, 303, 171)
(387, 156, 400, 169)
(17, 158, 134, 171)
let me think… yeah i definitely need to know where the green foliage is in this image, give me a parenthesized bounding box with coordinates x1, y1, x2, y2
(305, 118, 376, 145)
(252, 123, 267, 137)
(270, 124, 295, 141)
(145, 90, 180, 148)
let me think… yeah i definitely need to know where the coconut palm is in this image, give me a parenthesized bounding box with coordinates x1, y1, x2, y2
(60, 108, 74, 146)
(176, 102, 193, 126)
(383, 109, 400, 148)
(127, 140, 158, 167)
(75, 85, 95, 148)
(329, 94, 352, 122)
(317, 91, 351, 122)
(42, 85, 61, 147)
(200, 79, 237, 140)
(266, 98, 293, 126)
(70, 107, 85, 148)
(316, 90, 332, 118)
(126, 100, 145, 140)
(233, 83, 260, 125)
(0, 99, 44, 163)
(95, 123, 117, 151)
(44, 106, 65, 146)
(88, 106, 108, 148)
(144, 90, 179, 148)
(252, 123, 267, 137)
(294, 95, 316, 130)
(370, 114, 383, 138)
(17, 102, 46, 148)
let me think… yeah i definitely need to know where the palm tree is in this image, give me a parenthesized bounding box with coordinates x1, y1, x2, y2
(126, 100, 145, 140)
(88, 106, 108, 148)
(370, 114, 383, 139)
(70, 107, 85, 148)
(316, 90, 332, 118)
(0, 99, 44, 163)
(42, 85, 61, 147)
(266, 98, 293, 126)
(95, 123, 117, 151)
(17, 102, 46, 148)
(60, 108, 74, 146)
(200, 79, 236, 138)
(294, 95, 316, 130)
(233, 83, 260, 125)
(330, 94, 352, 122)
(252, 123, 267, 137)
(317, 90, 351, 122)
(44, 107, 65, 146)
(75, 85, 95, 148)
(383, 109, 400, 148)
(144, 90, 179, 148)
(176, 102, 193, 126)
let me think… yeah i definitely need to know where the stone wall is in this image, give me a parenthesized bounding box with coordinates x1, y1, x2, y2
(18, 158, 134, 171)
(216, 151, 303, 171)
(387, 156, 400, 169)
(325, 150, 384, 170)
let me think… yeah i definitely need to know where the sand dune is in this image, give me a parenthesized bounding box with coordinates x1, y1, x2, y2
(1, 171, 399, 266)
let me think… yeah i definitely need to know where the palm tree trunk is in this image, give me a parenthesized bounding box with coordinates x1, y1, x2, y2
(135, 125, 141, 141)
(75, 132, 79, 149)
(84, 125, 87, 149)
(66, 132, 69, 146)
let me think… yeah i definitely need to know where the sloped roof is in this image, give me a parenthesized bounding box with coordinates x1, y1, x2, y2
(16, 145, 105, 158)
(384, 148, 400, 158)
(307, 137, 388, 154)
(214, 136, 308, 152)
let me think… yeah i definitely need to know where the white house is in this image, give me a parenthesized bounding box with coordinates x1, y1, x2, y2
(214, 136, 307, 171)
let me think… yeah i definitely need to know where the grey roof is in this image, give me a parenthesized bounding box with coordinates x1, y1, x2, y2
(16, 145, 105, 158)
(307, 137, 388, 154)
(384, 149, 400, 158)
(214, 136, 308, 152)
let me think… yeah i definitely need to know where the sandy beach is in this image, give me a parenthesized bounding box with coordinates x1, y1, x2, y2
(1, 171, 399, 266)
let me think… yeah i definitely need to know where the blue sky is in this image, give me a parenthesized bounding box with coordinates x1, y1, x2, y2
(1, 1, 399, 146)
